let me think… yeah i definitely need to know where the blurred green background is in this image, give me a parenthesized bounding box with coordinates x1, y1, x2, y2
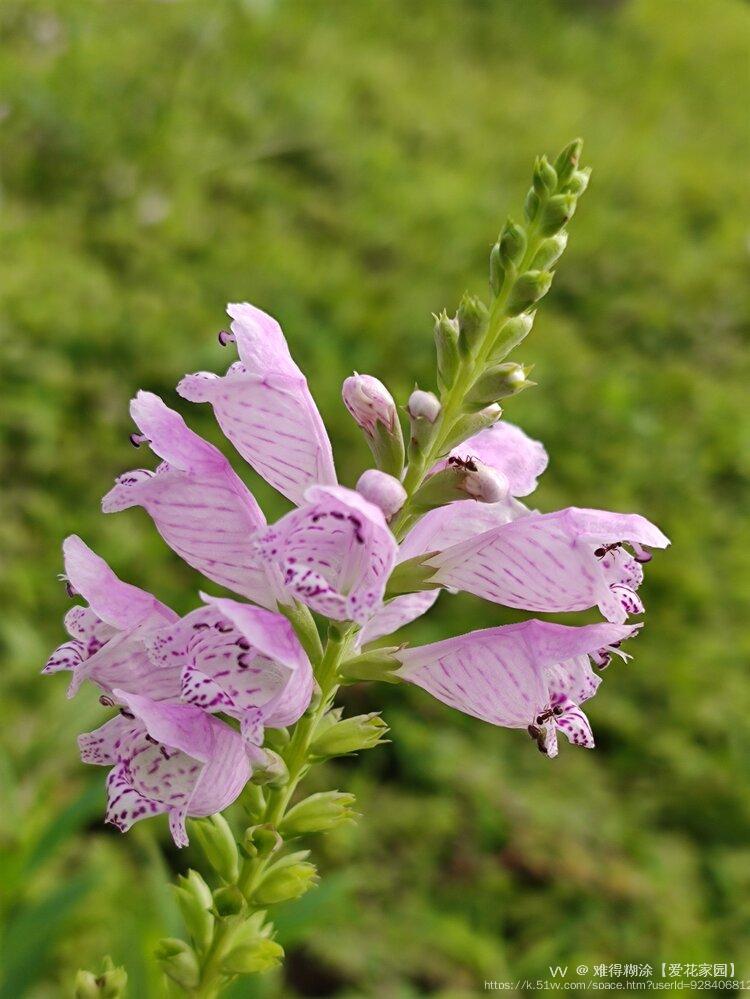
(2, 0, 750, 995)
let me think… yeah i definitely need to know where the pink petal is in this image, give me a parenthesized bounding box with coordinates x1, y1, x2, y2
(432, 420, 548, 497)
(398, 499, 524, 562)
(102, 393, 282, 608)
(358, 591, 439, 647)
(553, 697, 595, 749)
(177, 303, 336, 506)
(429, 507, 668, 624)
(256, 485, 398, 625)
(105, 761, 168, 834)
(78, 715, 133, 765)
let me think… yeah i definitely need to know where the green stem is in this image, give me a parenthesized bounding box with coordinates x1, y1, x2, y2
(192, 625, 353, 998)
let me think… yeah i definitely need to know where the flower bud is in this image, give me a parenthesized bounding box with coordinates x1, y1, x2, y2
(441, 404, 502, 451)
(339, 647, 402, 684)
(75, 958, 127, 999)
(540, 194, 577, 236)
(253, 851, 318, 905)
(342, 373, 405, 477)
(532, 155, 557, 195)
(524, 188, 541, 223)
(506, 271, 553, 314)
(356, 469, 406, 519)
(531, 232, 568, 270)
(434, 311, 460, 389)
(462, 461, 510, 503)
(280, 791, 357, 837)
(250, 748, 289, 788)
(554, 137, 584, 185)
(407, 389, 441, 424)
(498, 218, 527, 268)
(192, 814, 240, 884)
(311, 713, 389, 757)
(465, 363, 534, 407)
(173, 870, 214, 953)
(489, 241, 504, 297)
(155, 939, 200, 991)
(562, 166, 591, 196)
(243, 822, 283, 858)
(488, 314, 534, 364)
(221, 913, 284, 975)
(457, 293, 488, 355)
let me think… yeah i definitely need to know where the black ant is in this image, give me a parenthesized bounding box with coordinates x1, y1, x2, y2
(447, 455, 478, 472)
(594, 542, 623, 559)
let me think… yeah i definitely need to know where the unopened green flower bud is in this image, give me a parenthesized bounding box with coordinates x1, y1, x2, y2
(489, 242, 504, 297)
(243, 823, 283, 858)
(531, 232, 568, 270)
(441, 404, 502, 451)
(155, 938, 200, 991)
(554, 137, 584, 185)
(253, 852, 318, 905)
(280, 791, 357, 837)
(506, 270, 553, 314)
(433, 310, 461, 389)
(192, 814, 240, 884)
(457, 293, 488, 355)
(488, 314, 535, 364)
(540, 194, 577, 236)
(465, 363, 535, 407)
(532, 155, 557, 195)
(340, 647, 402, 685)
(222, 937, 285, 976)
(524, 188, 541, 223)
(498, 219, 527, 268)
(75, 958, 127, 999)
(250, 748, 289, 788)
(311, 712, 389, 758)
(562, 167, 591, 196)
(213, 883, 245, 916)
(173, 870, 214, 953)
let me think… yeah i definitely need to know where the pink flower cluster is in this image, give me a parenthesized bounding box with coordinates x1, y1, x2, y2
(44, 302, 668, 844)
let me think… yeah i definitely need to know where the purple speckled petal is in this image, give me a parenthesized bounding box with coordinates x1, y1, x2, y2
(105, 761, 169, 835)
(256, 485, 398, 625)
(395, 620, 635, 744)
(177, 303, 336, 506)
(431, 420, 548, 497)
(102, 392, 283, 608)
(429, 507, 669, 624)
(544, 655, 601, 706)
(78, 714, 134, 765)
(358, 591, 439, 647)
(552, 696, 595, 749)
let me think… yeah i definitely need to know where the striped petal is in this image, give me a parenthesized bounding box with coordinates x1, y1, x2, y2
(429, 507, 669, 624)
(431, 420, 548, 497)
(102, 392, 283, 608)
(178, 303, 336, 505)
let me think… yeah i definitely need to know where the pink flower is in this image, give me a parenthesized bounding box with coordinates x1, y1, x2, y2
(395, 620, 638, 757)
(43, 536, 180, 700)
(147, 596, 313, 745)
(427, 507, 669, 623)
(255, 485, 398, 624)
(80, 692, 252, 847)
(356, 469, 407, 518)
(102, 392, 285, 609)
(342, 373, 399, 435)
(177, 303, 336, 506)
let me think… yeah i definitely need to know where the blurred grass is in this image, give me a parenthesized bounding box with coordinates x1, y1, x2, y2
(1, 0, 750, 995)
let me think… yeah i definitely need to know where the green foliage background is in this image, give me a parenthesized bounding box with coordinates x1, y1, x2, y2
(1, 0, 749, 995)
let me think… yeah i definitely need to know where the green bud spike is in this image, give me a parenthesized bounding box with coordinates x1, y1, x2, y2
(506, 270, 553, 314)
(280, 791, 357, 837)
(75, 958, 127, 999)
(539, 194, 577, 236)
(253, 851, 318, 905)
(554, 137, 584, 185)
(213, 884, 245, 916)
(311, 713, 389, 758)
(562, 166, 591, 196)
(192, 814, 240, 884)
(457, 293, 488, 355)
(433, 311, 461, 390)
(440, 404, 502, 451)
(489, 242, 503, 297)
(339, 646, 402, 684)
(498, 218, 527, 268)
(154, 939, 200, 991)
(533, 154, 557, 195)
(465, 363, 534, 407)
(523, 188, 541, 222)
(385, 551, 440, 596)
(488, 314, 535, 363)
(531, 232, 568, 270)
(173, 870, 214, 953)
